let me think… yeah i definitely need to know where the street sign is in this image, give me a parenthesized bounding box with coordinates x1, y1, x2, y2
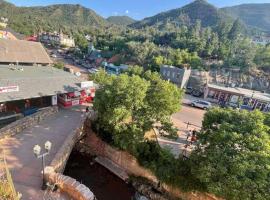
(0, 86, 19, 94)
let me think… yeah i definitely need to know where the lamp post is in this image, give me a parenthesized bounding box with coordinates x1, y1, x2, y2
(33, 141, 52, 190)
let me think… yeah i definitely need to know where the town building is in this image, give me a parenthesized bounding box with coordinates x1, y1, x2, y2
(0, 40, 95, 127)
(204, 83, 270, 112)
(0, 30, 17, 40)
(160, 65, 191, 89)
(0, 65, 95, 126)
(0, 17, 8, 28)
(0, 39, 53, 66)
(39, 32, 75, 48)
(252, 36, 270, 46)
(104, 63, 129, 75)
(24, 35, 38, 42)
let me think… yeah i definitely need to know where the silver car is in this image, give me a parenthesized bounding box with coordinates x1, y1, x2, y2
(190, 100, 212, 110)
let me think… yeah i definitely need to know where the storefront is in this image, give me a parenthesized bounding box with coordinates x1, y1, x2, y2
(0, 65, 94, 127)
(57, 81, 96, 108)
(204, 84, 270, 111)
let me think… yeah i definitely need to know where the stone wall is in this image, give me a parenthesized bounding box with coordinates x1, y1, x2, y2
(49, 121, 85, 173)
(45, 117, 95, 200)
(0, 106, 58, 140)
(45, 168, 95, 200)
(79, 122, 221, 200)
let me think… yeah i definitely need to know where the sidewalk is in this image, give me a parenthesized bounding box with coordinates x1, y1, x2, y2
(0, 106, 85, 200)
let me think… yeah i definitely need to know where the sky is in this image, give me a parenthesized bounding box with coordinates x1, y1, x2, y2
(7, 0, 270, 20)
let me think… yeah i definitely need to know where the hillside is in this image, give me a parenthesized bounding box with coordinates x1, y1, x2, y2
(107, 16, 136, 26)
(222, 3, 270, 33)
(131, 0, 232, 29)
(0, 0, 107, 35)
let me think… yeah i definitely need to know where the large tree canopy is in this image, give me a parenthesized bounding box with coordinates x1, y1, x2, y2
(92, 68, 183, 151)
(190, 108, 270, 200)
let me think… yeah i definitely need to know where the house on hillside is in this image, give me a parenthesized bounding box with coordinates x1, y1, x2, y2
(252, 36, 270, 46)
(39, 32, 75, 48)
(0, 17, 8, 28)
(86, 43, 103, 67)
(160, 65, 191, 89)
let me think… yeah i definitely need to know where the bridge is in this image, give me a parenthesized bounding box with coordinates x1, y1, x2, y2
(0, 106, 91, 200)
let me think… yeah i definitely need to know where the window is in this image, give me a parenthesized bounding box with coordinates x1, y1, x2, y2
(172, 72, 175, 79)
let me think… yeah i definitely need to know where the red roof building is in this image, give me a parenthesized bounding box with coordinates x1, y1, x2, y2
(24, 35, 38, 42)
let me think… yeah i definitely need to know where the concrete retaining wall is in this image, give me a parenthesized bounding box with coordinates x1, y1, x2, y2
(45, 117, 96, 200)
(0, 106, 58, 140)
(80, 122, 221, 200)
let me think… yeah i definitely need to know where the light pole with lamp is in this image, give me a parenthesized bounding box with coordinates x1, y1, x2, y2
(33, 141, 52, 190)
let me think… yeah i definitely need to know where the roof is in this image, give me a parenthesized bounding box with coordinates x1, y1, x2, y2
(3, 27, 25, 40)
(0, 31, 17, 40)
(207, 84, 270, 102)
(0, 65, 83, 103)
(0, 39, 52, 64)
(24, 35, 38, 42)
(108, 54, 120, 63)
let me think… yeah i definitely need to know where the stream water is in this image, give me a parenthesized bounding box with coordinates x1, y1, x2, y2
(64, 151, 136, 200)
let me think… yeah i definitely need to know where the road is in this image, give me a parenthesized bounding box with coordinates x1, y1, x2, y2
(172, 104, 206, 129)
(49, 49, 90, 80)
(158, 97, 206, 158)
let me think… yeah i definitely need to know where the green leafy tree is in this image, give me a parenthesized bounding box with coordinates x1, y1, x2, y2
(93, 68, 182, 151)
(53, 62, 64, 69)
(74, 33, 89, 53)
(254, 46, 270, 69)
(228, 19, 244, 40)
(190, 108, 270, 200)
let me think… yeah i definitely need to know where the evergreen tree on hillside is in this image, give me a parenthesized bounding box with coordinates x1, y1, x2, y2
(228, 19, 244, 40)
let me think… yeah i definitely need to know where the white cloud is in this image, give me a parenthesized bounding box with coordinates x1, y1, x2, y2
(125, 10, 129, 14)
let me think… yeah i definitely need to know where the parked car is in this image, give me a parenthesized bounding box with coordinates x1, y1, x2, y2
(240, 105, 253, 111)
(191, 90, 204, 97)
(190, 100, 212, 110)
(88, 68, 99, 74)
(185, 87, 193, 94)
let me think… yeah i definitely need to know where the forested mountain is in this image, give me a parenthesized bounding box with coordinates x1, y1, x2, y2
(107, 16, 136, 26)
(0, 0, 107, 35)
(131, 0, 232, 29)
(222, 4, 270, 33)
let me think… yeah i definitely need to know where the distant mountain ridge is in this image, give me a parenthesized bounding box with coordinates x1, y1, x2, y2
(107, 16, 136, 26)
(0, 0, 108, 35)
(1, 0, 270, 35)
(222, 3, 270, 33)
(131, 0, 232, 29)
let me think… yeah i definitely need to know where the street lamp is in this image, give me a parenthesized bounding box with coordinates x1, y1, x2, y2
(33, 141, 52, 190)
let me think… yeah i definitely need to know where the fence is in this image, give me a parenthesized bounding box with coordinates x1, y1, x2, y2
(184, 121, 201, 130)
(0, 152, 20, 200)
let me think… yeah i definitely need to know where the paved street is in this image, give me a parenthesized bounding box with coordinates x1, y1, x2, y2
(0, 106, 85, 200)
(50, 50, 90, 80)
(158, 96, 206, 158)
(172, 104, 206, 129)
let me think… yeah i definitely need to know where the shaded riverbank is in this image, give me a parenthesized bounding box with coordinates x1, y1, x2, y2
(64, 150, 136, 200)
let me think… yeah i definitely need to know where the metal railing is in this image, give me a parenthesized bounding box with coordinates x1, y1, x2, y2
(184, 122, 201, 129)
